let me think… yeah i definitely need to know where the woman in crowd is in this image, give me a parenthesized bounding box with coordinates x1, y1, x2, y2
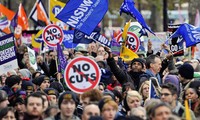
(0, 107, 16, 120)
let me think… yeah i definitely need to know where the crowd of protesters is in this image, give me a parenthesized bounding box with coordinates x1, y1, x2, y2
(0, 40, 200, 120)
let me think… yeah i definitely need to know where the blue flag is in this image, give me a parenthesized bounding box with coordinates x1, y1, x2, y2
(56, 0, 108, 35)
(73, 27, 101, 44)
(110, 38, 121, 55)
(170, 23, 200, 47)
(62, 30, 78, 48)
(120, 0, 155, 35)
(10, 11, 18, 33)
(150, 80, 159, 99)
(57, 43, 68, 75)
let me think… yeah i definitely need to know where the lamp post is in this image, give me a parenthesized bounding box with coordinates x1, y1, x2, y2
(163, 0, 168, 31)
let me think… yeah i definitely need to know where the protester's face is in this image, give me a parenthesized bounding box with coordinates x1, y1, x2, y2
(97, 47, 105, 56)
(2, 111, 16, 120)
(42, 95, 49, 111)
(132, 110, 146, 120)
(160, 88, 174, 104)
(127, 96, 141, 109)
(82, 104, 100, 120)
(131, 62, 143, 72)
(60, 99, 76, 118)
(49, 52, 55, 60)
(49, 95, 57, 106)
(151, 57, 162, 74)
(40, 80, 50, 90)
(142, 84, 149, 99)
(101, 104, 117, 120)
(152, 106, 171, 120)
(185, 88, 198, 102)
(26, 96, 44, 116)
(98, 85, 104, 93)
(0, 99, 9, 109)
(15, 103, 26, 113)
(81, 97, 90, 108)
(1, 74, 7, 84)
(63, 50, 69, 59)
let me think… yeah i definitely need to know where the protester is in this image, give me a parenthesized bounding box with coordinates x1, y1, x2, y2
(24, 92, 45, 120)
(45, 91, 80, 120)
(160, 83, 196, 119)
(98, 98, 118, 120)
(82, 104, 100, 120)
(0, 90, 9, 109)
(0, 107, 16, 120)
(150, 103, 172, 120)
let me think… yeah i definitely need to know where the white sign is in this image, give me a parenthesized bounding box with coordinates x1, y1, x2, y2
(64, 57, 101, 94)
(42, 24, 63, 47)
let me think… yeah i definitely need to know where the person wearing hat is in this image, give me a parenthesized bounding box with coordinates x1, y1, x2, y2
(178, 63, 194, 89)
(44, 88, 59, 106)
(106, 48, 146, 90)
(33, 75, 50, 92)
(21, 80, 34, 95)
(45, 91, 80, 120)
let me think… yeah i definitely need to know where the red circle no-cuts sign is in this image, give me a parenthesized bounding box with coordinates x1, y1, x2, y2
(42, 24, 63, 47)
(116, 32, 140, 52)
(64, 57, 101, 94)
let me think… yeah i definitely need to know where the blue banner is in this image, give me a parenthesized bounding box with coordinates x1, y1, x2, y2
(73, 27, 111, 47)
(56, 0, 108, 35)
(62, 30, 78, 48)
(170, 23, 200, 47)
(120, 0, 155, 35)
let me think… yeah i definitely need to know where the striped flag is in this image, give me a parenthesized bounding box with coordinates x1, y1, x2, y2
(29, 0, 50, 26)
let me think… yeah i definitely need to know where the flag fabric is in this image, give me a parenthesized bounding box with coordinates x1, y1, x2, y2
(169, 23, 200, 47)
(122, 20, 131, 41)
(56, 0, 108, 35)
(62, 30, 78, 48)
(184, 100, 192, 120)
(0, 3, 15, 20)
(73, 26, 101, 44)
(18, 3, 29, 30)
(0, 14, 10, 34)
(29, 0, 50, 26)
(110, 38, 121, 55)
(120, 46, 139, 62)
(120, 0, 155, 35)
(10, 12, 18, 33)
(49, 0, 65, 22)
(57, 43, 68, 75)
(149, 79, 159, 99)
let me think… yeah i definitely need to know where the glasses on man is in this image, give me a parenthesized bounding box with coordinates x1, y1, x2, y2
(160, 93, 171, 97)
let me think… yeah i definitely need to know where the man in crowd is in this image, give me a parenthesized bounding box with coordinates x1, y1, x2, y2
(24, 92, 44, 120)
(45, 91, 80, 120)
(160, 83, 196, 119)
(150, 103, 172, 120)
(82, 104, 100, 120)
(106, 48, 146, 90)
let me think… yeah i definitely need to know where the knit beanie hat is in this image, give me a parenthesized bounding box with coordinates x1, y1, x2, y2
(50, 81, 64, 93)
(58, 91, 78, 109)
(33, 75, 50, 86)
(5, 75, 22, 88)
(178, 63, 194, 79)
(44, 88, 59, 98)
(21, 81, 34, 91)
(164, 75, 180, 94)
(131, 58, 145, 68)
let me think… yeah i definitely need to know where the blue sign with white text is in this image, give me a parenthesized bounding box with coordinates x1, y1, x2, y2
(56, 0, 108, 35)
